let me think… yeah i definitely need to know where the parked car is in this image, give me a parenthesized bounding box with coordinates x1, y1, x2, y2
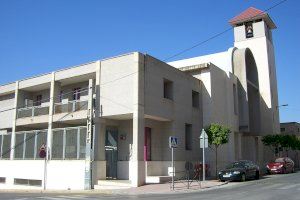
(266, 157, 295, 174)
(218, 160, 260, 182)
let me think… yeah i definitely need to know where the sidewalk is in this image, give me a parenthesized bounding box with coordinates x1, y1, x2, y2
(0, 180, 227, 195)
(96, 180, 228, 195)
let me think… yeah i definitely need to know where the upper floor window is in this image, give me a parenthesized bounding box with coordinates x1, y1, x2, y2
(192, 91, 199, 108)
(73, 88, 81, 101)
(163, 79, 173, 100)
(59, 91, 63, 103)
(280, 128, 285, 132)
(35, 95, 42, 106)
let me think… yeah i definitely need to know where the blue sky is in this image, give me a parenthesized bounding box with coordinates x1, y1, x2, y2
(0, 0, 299, 123)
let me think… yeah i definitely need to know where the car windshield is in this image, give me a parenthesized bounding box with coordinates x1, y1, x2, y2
(275, 158, 285, 162)
(226, 162, 245, 169)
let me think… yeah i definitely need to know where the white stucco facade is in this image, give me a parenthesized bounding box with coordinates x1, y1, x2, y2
(0, 8, 280, 190)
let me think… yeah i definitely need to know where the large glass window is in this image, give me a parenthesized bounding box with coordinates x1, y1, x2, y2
(1, 134, 11, 159)
(25, 132, 35, 159)
(35, 131, 47, 159)
(79, 128, 87, 159)
(52, 130, 64, 159)
(14, 134, 24, 159)
(65, 129, 78, 159)
(51, 127, 86, 160)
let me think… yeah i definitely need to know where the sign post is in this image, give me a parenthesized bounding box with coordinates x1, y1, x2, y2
(39, 143, 47, 190)
(169, 136, 178, 190)
(200, 129, 208, 182)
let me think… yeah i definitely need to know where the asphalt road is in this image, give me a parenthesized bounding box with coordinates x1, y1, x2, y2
(1, 172, 300, 200)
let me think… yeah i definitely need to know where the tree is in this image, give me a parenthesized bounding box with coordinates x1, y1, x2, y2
(262, 135, 281, 157)
(205, 123, 231, 177)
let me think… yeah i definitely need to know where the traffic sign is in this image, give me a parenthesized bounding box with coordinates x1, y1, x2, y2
(200, 129, 208, 148)
(169, 136, 178, 148)
(39, 144, 46, 159)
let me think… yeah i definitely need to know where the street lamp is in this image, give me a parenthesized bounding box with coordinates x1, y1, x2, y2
(276, 104, 288, 109)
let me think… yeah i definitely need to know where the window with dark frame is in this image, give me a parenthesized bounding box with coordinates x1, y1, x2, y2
(35, 95, 42, 106)
(192, 90, 199, 108)
(185, 124, 192, 150)
(73, 88, 81, 101)
(163, 79, 173, 100)
(59, 91, 63, 103)
(280, 127, 285, 132)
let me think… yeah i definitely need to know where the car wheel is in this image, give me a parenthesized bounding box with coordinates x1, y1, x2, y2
(241, 174, 246, 182)
(255, 171, 260, 180)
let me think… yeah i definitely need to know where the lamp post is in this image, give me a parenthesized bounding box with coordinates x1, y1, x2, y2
(276, 104, 288, 109)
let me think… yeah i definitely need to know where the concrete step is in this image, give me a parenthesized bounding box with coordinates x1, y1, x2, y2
(146, 176, 172, 184)
(94, 180, 132, 190)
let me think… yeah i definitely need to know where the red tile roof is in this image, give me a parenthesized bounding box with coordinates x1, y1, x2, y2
(229, 7, 265, 25)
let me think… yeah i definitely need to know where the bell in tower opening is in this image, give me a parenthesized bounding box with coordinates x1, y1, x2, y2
(245, 22, 254, 38)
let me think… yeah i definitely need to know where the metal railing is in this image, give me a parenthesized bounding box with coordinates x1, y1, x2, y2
(17, 105, 49, 118)
(0, 126, 87, 160)
(54, 100, 88, 114)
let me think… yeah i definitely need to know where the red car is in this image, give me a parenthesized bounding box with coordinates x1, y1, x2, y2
(266, 157, 295, 174)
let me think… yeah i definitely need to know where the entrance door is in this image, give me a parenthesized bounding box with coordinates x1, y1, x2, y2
(144, 127, 151, 161)
(105, 129, 118, 179)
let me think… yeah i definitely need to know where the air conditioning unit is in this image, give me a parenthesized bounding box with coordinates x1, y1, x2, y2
(25, 99, 33, 107)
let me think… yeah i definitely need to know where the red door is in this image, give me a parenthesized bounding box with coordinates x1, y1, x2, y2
(144, 127, 151, 161)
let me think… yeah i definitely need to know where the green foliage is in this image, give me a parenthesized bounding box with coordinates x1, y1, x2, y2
(262, 134, 300, 155)
(205, 123, 231, 177)
(205, 123, 230, 147)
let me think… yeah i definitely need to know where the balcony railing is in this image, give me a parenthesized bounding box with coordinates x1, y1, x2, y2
(17, 105, 49, 119)
(54, 100, 88, 114)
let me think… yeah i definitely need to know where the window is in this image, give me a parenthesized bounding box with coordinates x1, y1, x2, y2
(163, 79, 173, 100)
(59, 91, 63, 103)
(73, 88, 81, 101)
(280, 128, 285, 132)
(192, 91, 199, 108)
(185, 124, 192, 150)
(233, 84, 238, 115)
(1, 134, 11, 159)
(14, 178, 42, 186)
(35, 95, 42, 106)
(245, 22, 253, 38)
(0, 177, 6, 183)
(52, 127, 86, 160)
(65, 129, 78, 159)
(12, 131, 47, 160)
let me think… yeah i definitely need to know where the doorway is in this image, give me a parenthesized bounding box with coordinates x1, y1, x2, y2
(144, 127, 151, 161)
(105, 128, 118, 179)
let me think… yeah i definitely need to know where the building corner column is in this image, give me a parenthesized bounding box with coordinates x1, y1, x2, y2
(10, 81, 19, 160)
(129, 52, 145, 187)
(47, 72, 59, 160)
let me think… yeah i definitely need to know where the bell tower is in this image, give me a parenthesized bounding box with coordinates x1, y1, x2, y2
(229, 7, 280, 134)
